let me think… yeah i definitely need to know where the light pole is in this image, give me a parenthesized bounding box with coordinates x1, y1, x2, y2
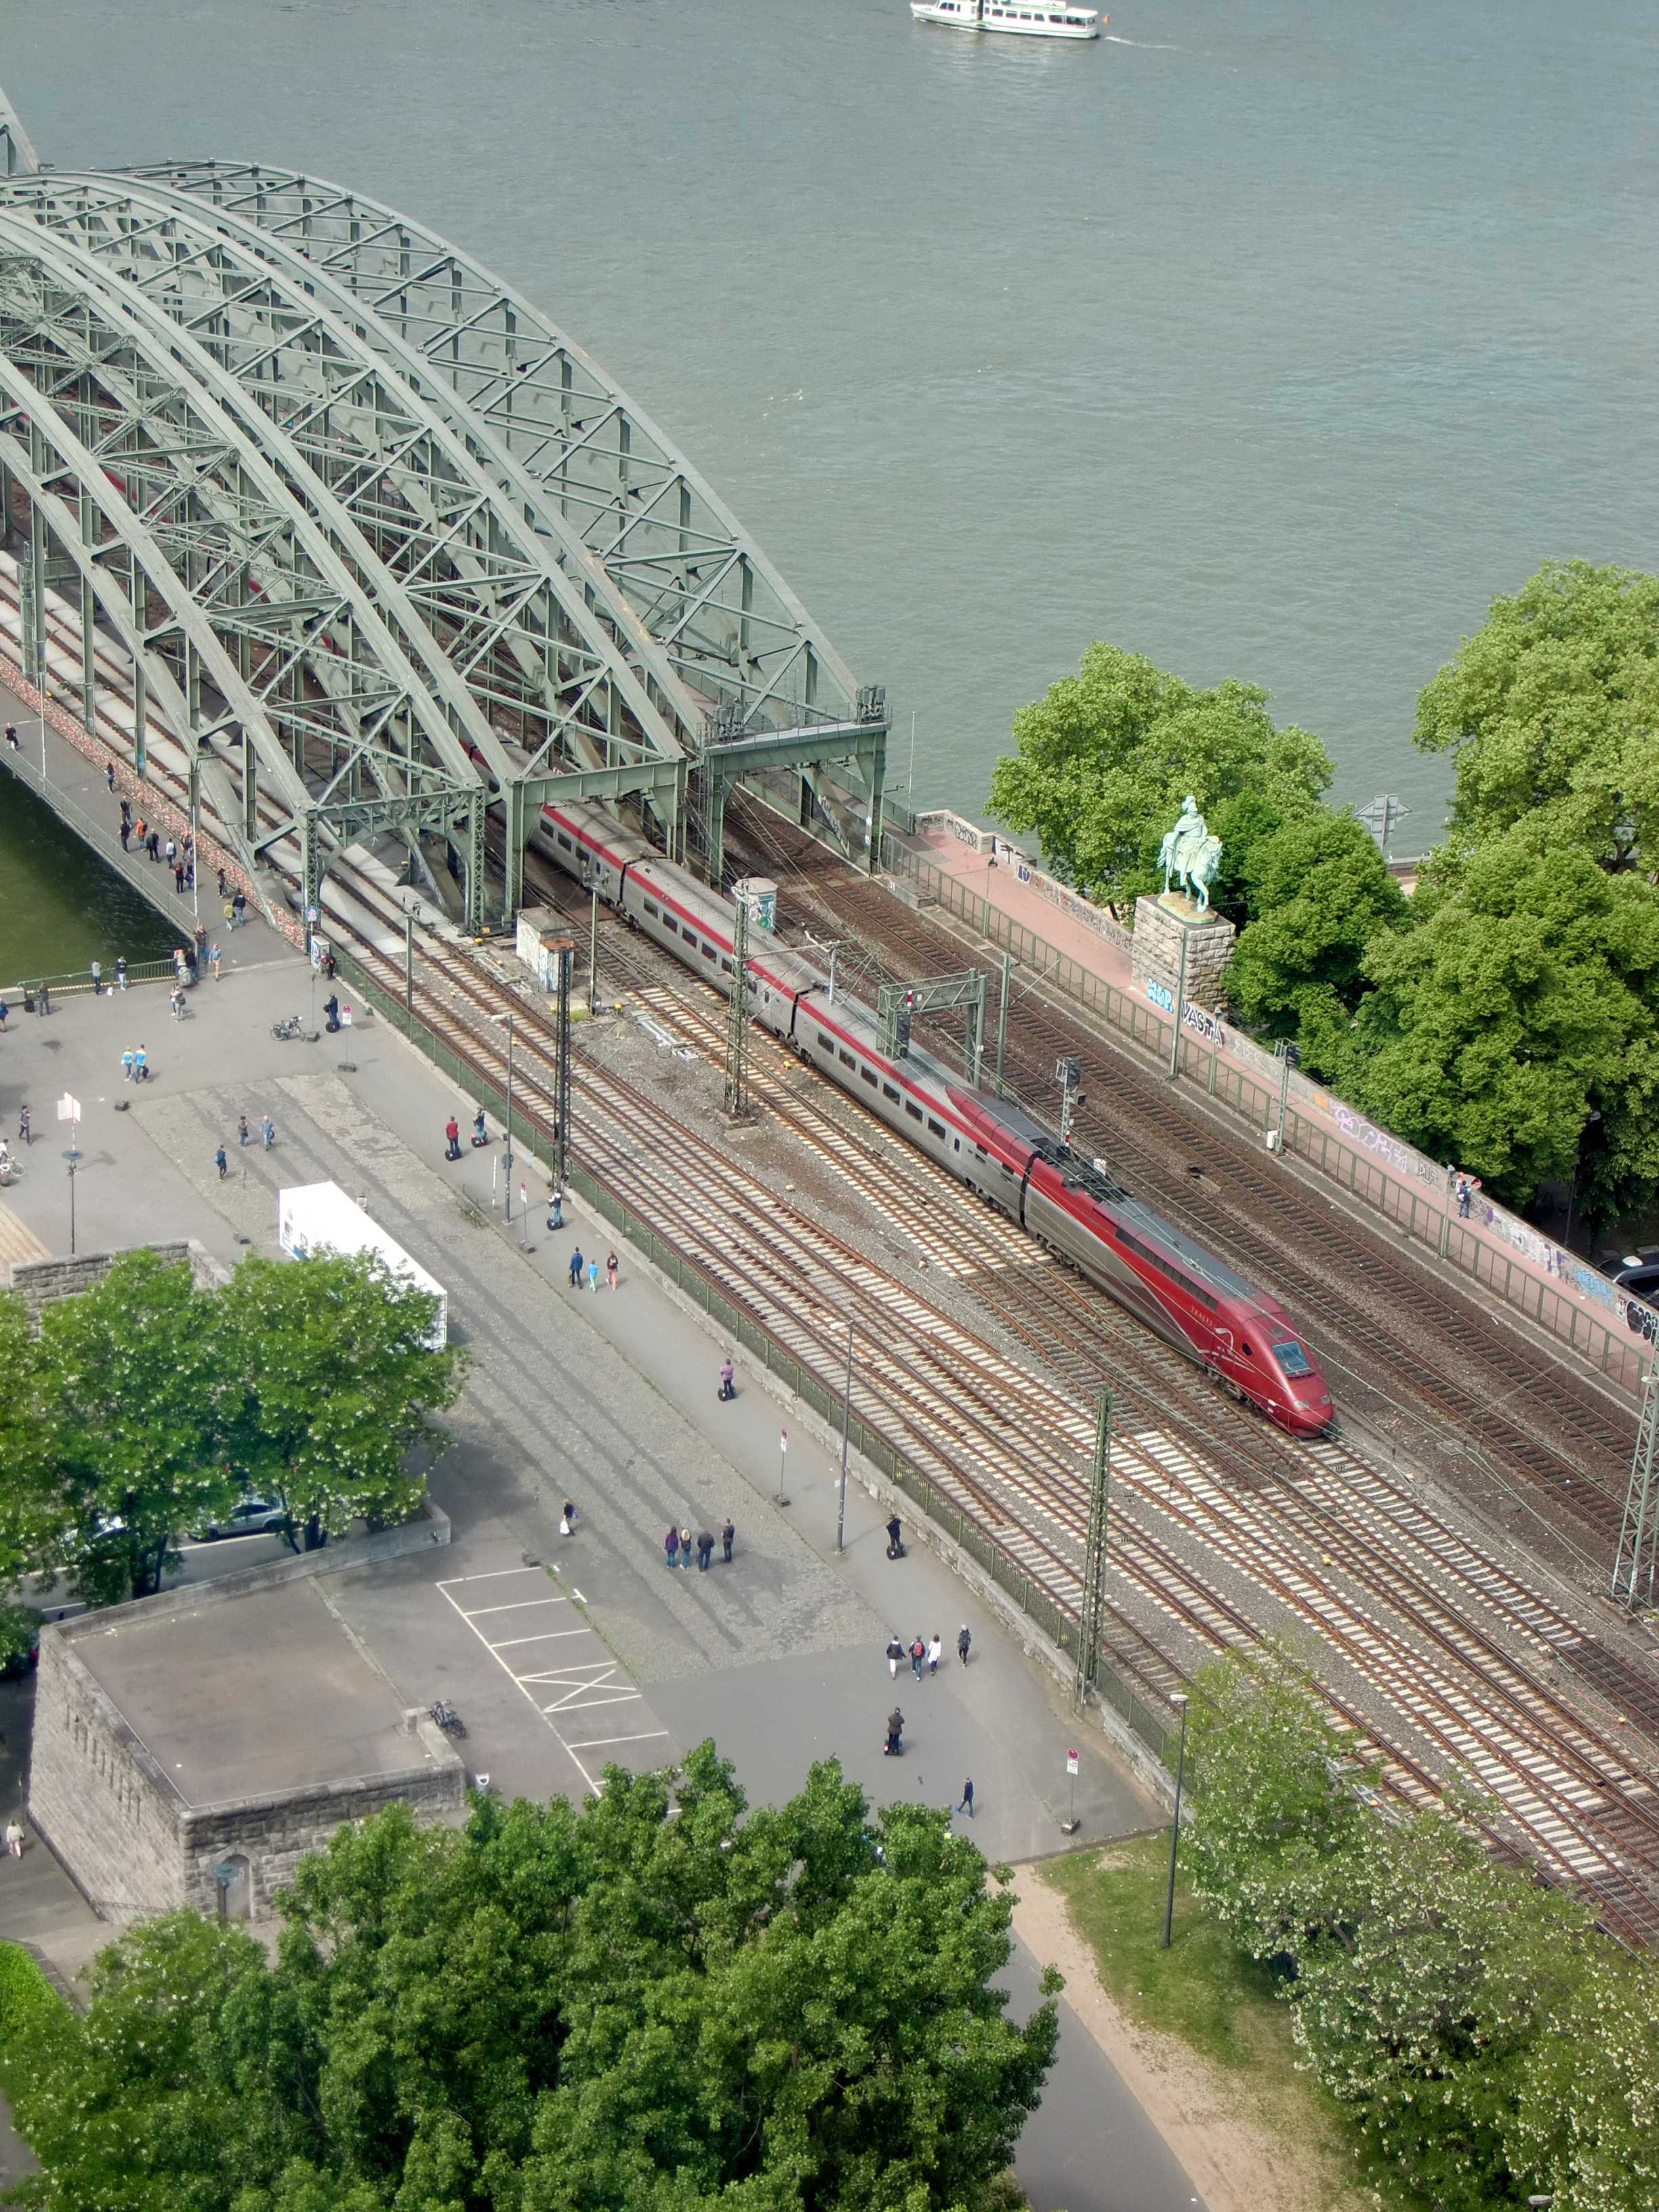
(776, 1427, 789, 1507)
(835, 1323, 853, 1553)
(1162, 1692, 1190, 1948)
(1166, 925, 1191, 1082)
(490, 1008, 516, 1221)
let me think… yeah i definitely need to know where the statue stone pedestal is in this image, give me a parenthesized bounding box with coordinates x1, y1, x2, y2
(1131, 893, 1235, 1012)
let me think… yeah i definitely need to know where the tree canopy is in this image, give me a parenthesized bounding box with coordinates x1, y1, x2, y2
(3, 1748, 1060, 2212)
(986, 643, 1334, 905)
(0, 1244, 466, 1607)
(218, 1252, 461, 1551)
(1414, 558, 1658, 874)
(1185, 1643, 1659, 2212)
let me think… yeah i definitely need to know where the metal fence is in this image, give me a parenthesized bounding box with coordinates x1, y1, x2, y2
(335, 943, 1177, 1764)
(883, 836, 1657, 1398)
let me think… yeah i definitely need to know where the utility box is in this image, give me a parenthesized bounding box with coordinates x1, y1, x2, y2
(276, 1182, 448, 1348)
(514, 907, 571, 991)
(733, 878, 777, 934)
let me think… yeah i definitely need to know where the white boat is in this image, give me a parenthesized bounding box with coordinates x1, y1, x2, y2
(910, 0, 1103, 38)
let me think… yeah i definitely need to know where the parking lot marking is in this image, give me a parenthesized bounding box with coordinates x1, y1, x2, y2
(433, 1566, 667, 1791)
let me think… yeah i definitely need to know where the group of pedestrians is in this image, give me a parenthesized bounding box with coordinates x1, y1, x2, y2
(664, 1519, 735, 1572)
(886, 1625, 970, 1681)
(212, 1112, 275, 1176)
(567, 1246, 620, 1294)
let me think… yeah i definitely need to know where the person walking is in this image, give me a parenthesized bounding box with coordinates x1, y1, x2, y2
(444, 1115, 461, 1161)
(115, 956, 128, 991)
(3, 723, 16, 752)
(16, 1105, 28, 1147)
(214, 1143, 228, 1180)
(909, 1636, 925, 1682)
(0, 1001, 7, 1033)
(232, 889, 247, 928)
(194, 924, 208, 967)
(696, 1530, 714, 1572)
(238, 1113, 249, 1147)
(89, 960, 101, 996)
(134, 1042, 146, 1080)
(547, 1188, 564, 1231)
(106, 761, 116, 793)
(217, 867, 228, 901)
(561, 1498, 577, 1533)
(956, 1778, 975, 1819)
(260, 1113, 275, 1150)
(586, 1257, 599, 1294)
(38, 982, 49, 1016)
(721, 1517, 734, 1563)
(121, 1048, 135, 1084)
(884, 1709, 904, 1757)
(606, 1250, 619, 1290)
(958, 1624, 971, 1666)
(569, 1246, 584, 1288)
(886, 1634, 904, 1679)
(680, 1525, 693, 1570)
(209, 943, 222, 981)
(665, 1525, 680, 1570)
(164, 836, 176, 869)
(147, 830, 160, 862)
(3, 1818, 22, 1858)
(223, 896, 236, 933)
(173, 859, 186, 895)
(119, 818, 131, 851)
(927, 1633, 941, 1677)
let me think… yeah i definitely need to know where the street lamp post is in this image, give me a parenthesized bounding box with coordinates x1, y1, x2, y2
(1162, 1692, 1190, 1949)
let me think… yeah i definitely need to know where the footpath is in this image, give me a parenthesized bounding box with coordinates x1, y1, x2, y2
(0, 949, 1204, 2212)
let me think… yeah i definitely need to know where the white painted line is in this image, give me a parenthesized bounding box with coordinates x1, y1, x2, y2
(567, 1731, 671, 1751)
(488, 1629, 592, 1651)
(462, 1595, 570, 1618)
(540, 1691, 642, 1715)
(436, 1566, 548, 1589)
(434, 1577, 608, 1793)
(571, 1588, 586, 1602)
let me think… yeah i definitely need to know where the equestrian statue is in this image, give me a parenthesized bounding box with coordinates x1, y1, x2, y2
(1158, 795, 1223, 913)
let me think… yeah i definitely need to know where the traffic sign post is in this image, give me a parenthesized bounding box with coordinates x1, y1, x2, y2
(1062, 1747, 1081, 1834)
(777, 1427, 790, 1507)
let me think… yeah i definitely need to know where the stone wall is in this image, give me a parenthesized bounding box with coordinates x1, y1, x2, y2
(7, 1237, 226, 1321)
(29, 1626, 184, 1920)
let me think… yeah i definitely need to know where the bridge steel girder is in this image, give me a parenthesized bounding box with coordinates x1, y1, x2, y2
(142, 163, 867, 746)
(692, 715, 888, 886)
(0, 177, 693, 915)
(0, 213, 499, 921)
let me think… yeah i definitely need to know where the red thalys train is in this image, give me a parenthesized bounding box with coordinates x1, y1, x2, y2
(539, 799, 1334, 1438)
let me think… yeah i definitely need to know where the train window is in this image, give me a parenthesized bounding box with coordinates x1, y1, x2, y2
(556, 832, 572, 850)
(927, 1117, 946, 1139)
(1272, 1338, 1315, 1378)
(701, 941, 716, 961)
(838, 1048, 857, 1068)
(1115, 1225, 1218, 1313)
(1241, 1340, 1253, 1357)
(818, 1031, 834, 1050)
(721, 956, 733, 974)
(860, 1065, 878, 1087)
(905, 1100, 924, 1122)
(662, 916, 678, 935)
(643, 898, 659, 918)
(882, 1082, 901, 1103)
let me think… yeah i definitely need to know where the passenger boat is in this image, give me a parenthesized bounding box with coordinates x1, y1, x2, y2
(910, 0, 1103, 37)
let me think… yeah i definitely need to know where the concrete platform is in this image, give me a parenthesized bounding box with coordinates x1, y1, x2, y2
(0, 917, 1199, 2212)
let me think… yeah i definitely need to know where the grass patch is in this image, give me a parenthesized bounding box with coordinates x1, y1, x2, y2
(0, 1943, 62, 2045)
(1042, 1833, 1427, 2212)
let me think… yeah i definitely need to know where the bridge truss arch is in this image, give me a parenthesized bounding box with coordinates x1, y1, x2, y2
(0, 152, 886, 928)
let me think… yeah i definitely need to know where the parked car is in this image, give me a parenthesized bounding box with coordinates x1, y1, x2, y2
(192, 1497, 287, 1542)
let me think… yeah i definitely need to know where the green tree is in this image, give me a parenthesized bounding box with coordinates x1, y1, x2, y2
(1303, 825, 1659, 1222)
(987, 643, 1333, 904)
(0, 1291, 55, 1586)
(1223, 812, 1408, 1040)
(35, 1251, 235, 1604)
(218, 1252, 466, 1552)
(5, 1750, 1061, 2212)
(1415, 558, 1659, 873)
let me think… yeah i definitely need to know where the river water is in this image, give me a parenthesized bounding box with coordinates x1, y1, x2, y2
(3, 0, 1654, 966)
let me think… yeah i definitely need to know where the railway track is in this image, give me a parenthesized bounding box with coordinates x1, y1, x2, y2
(720, 795, 1641, 1551)
(447, 857, 1659, 1942)
(14, 586, 1659, 1940)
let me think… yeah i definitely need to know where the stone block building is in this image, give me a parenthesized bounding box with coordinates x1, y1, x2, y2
(30, 1568, 464, 1924)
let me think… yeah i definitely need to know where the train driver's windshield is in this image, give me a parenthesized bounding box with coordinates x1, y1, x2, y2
(1272, 1338, 1316, 1378)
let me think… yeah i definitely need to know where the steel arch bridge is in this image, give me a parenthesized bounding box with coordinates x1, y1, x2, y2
(0, 110, 886, 932)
